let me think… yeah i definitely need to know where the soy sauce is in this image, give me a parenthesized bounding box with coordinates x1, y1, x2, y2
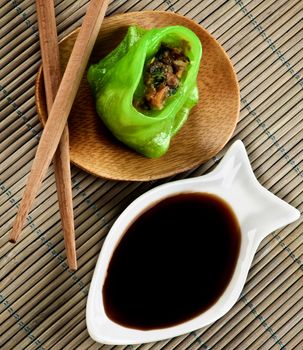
(103, 192, 241, 330)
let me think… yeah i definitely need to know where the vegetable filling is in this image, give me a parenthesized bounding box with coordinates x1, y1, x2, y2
(134, 43, 190, 111)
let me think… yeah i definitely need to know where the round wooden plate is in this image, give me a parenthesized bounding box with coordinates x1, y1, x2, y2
(35, 11, 240, 181)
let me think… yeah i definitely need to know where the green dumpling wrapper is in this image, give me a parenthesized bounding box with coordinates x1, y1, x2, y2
(87, 25, 202, 158)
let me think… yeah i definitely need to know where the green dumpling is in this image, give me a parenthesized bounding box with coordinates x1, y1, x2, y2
(87, 25, 202, 158)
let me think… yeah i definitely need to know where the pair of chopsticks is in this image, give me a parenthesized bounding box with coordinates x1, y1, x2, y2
(9, 0, 109, 270)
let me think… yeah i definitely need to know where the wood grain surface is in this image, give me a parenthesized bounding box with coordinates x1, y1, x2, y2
(36, 11, 240, 181)
(1, 1, 302, 349)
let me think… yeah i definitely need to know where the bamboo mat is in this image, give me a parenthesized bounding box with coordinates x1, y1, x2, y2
(1, 0, 302, 349)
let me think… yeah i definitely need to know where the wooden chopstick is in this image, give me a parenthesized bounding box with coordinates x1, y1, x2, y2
(9, 0, 109, 244)
(36, 0, 76, 270)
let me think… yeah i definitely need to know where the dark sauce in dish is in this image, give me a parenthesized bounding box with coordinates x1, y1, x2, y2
(103, 192, 241, 330)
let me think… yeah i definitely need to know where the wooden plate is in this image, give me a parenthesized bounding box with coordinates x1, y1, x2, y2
(35, 11, 240, 181)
